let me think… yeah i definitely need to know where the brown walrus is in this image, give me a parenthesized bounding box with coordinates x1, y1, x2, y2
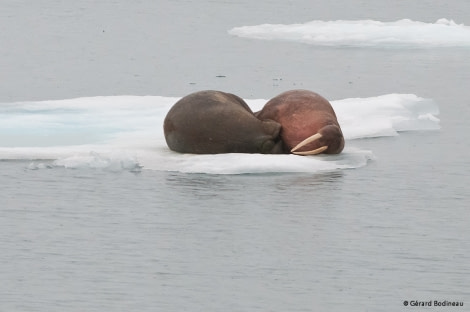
(163, 90, 283, 154)
(256, 90, 344, 155)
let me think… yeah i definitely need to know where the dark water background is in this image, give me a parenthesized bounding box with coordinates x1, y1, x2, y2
(1, 1, 469, 311)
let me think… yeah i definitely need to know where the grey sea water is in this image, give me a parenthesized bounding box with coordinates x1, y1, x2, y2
(1, 1, 469, 311)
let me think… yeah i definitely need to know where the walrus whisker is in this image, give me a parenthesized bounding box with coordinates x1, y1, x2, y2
(292, 145, 328, 156)
(290, 133, 323, 152)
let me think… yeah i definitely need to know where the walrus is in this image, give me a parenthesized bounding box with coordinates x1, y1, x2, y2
(164, 90, 283, 154)
(256, 90, 344, 155)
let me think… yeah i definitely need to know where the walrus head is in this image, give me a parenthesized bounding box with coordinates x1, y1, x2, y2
(290, 124, 344, 155)
(255, 89, 345, 156)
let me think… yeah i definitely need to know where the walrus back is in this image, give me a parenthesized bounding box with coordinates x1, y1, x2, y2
(163, 90, 282, 154)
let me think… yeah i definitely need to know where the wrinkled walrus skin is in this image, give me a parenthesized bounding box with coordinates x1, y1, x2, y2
(164, 90, 283, 154)
(256, 90, 345, 155)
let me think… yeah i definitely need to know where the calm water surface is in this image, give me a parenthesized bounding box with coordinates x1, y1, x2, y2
(1, 1, 469, 311)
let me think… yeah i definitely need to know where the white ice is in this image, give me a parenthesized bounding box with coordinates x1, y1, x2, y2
(229, 18, 470, 48)
(0, 94, 439, 174)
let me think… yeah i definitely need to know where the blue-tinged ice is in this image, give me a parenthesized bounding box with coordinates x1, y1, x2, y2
(0, 94, 439, 174)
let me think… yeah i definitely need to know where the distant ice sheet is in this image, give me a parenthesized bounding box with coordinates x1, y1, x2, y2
(0, 94, 439, 174)
(229, 18, 470, 48)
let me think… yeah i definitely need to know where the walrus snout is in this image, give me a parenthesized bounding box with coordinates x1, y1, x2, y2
(320, 124, 344, 154)
(291, 124, 344, 155)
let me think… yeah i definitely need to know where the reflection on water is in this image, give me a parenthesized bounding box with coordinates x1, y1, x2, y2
(163, 170, 345, 207)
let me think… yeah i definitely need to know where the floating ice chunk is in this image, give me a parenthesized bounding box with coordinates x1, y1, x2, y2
(52, 151, 142, 171)
(229, 19, 470, 48)
(0, 93, 439, 174)
(140, 147, 374, 175)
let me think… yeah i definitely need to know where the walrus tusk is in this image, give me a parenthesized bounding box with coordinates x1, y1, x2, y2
(291, 133, 323, 152)
(292, 145, 328, 155)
